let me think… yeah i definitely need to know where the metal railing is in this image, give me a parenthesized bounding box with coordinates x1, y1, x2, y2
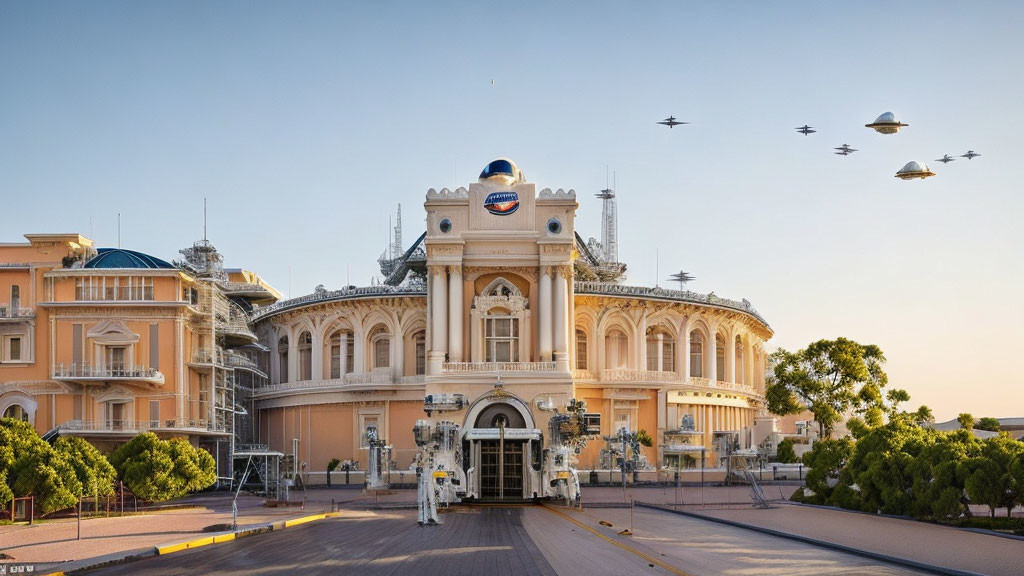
(576, 369, 762, 399)
(254, 372, 426, 395)
(442, 361, 558, 372)
(55, 418, 221, 433)
(250, 285, 425, 322)
(574, 281, 769, 328)
(52, 363, 164, 382)
(0, 305, 34, 319)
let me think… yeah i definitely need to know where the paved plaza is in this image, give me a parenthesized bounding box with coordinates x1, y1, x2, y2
(2, 486, 1021, 575)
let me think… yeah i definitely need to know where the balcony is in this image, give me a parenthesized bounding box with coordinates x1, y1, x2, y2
(0, 305, 34, 321)
(575, 369, 763, 401)
(51, 418, 225, 436)
(442, 361, 558, 373)
(253, 372, 425, 396)
(52, 363, 165, 385)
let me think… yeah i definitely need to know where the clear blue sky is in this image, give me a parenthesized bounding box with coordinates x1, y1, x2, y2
(2, 2, 1021, 420)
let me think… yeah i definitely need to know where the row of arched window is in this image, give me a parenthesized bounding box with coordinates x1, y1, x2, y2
(575, 327, 749, 382)
(276, 326, 426, 383)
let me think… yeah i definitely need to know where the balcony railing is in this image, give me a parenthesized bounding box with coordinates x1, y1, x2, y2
(54, 418, 222, 434)
(582, 369, 762, 398)
(254, 372, 425, 395)
(251, 284, 426, 322)
(442, 361, 558, 373)
(0, 305, 34, 319)
(52, 363, 165, 384)
(574, 281, 769, 328)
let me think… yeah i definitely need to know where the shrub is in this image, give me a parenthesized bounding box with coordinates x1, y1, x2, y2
(775, 438, 798, 463)
(110, 433, 216, 502)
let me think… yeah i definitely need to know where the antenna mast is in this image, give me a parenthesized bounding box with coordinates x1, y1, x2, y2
(595, 172, 618, 263)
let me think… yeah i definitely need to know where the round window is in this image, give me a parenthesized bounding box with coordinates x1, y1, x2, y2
(547, 218, 562, 235)
(439, 218, 452, 234)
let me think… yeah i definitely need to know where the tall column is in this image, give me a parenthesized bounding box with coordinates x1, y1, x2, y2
(538, 267, 552, 362)
(287, 328, 298, 383)
(393, 325, 404, 378)
(311, 331, 323, 381)
(428, 266, 448, 374)
(553, 266, 568, 369)
(339, 332, 349, 376)
(680, 319, 690, 380)
(657, 332, 664, 372)
(707, 329, 718, 384)
(448, 266, 463, 362)
(725, 331, 736, 384)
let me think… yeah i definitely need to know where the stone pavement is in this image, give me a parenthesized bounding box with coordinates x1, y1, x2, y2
(2, 484, 1020, 575)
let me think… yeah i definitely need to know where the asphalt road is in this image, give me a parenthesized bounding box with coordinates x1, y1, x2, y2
(82, 505, 931, 576)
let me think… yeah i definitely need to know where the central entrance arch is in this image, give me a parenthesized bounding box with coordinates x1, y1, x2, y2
(462, 393, 541, 501)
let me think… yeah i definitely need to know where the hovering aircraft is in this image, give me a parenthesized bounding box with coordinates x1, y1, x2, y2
(961, 150, 981, 160)
(834, 144, 857, 156)
(795, 125, 816, 135)
(935, 154, 956, 164)
(658, 116, 689, 128)
(668, 271, 696, 290)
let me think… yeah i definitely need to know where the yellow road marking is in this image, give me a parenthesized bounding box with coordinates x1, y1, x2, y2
(541, 505, 693, 576)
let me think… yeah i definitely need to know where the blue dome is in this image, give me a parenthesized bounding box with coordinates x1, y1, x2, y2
(478, 158, 523, 185)
(84, 248, 174, 269)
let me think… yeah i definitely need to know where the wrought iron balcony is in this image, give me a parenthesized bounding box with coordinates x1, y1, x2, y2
(253, 372, 425, 395)
(52, 418, 223, 435)
(52, 363, 165, 385)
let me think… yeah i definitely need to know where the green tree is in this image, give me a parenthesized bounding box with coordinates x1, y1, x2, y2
(957, 413, 975, 430)
(964, 436, 1024, 518)
(775, 438, 798, 463)
(907, 429, 979, 520)
(1, 418, 81, 514)
(837, 416, 934, 515)
(54, 436, 117, 498)
(110, 433, 216, 502)
(797, 437, 853, 504)
(766, 338, 888, 438)
(976, 417, 1001, 432)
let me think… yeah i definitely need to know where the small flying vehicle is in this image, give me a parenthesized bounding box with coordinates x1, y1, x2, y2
(865, 111, 909, 134)
(795, 125, 816, 135)
(668, 271, 696, 290)
(834, 144, 857, 156)
(658, 116, 689, 128)
(935, 154, 956, 164)
(961, 150, 981, 160)
(895, 161, 935, 180)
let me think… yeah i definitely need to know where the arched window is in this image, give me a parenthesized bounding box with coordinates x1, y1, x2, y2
(575, 329, 588, 370)
(716, 333, 726, 382)
(414, 331, 426, 375)
(369, 325, 390, 369)
(278, 336, 289, 382)
(605, 328, 628, 369)
(297, 331, 312, 381)
(3, 404, 28, 422)
(329, 330, 354, 379)
(646, 327, 675, 372)
(689, 331, 703, 378)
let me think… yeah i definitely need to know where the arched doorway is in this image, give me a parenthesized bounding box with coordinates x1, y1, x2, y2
(462, 394, 540, 501)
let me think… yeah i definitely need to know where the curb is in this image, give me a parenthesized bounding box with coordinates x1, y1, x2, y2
(635, 502, 987, 576)
(39, 511, 343, 576)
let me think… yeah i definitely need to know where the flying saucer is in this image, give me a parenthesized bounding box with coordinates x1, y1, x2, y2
(866, 111, 909, 134)
(895, 161, 935, 180)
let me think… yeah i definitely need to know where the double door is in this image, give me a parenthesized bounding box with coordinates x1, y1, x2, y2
(479, 440, 524, 499)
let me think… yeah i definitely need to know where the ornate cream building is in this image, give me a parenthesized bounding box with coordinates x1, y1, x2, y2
(250, 159, 772, 498)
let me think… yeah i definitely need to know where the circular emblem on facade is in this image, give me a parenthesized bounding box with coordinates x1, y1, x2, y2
(483, 191, 520, 216)
(439, 218, 452, 233)
(547, 218, 562, 234)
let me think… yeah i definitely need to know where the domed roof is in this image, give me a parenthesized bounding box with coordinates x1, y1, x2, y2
(479, 158, 524, 185)
(895, 161, 935, 180)
(898, 161, 925, 173)
(874, 111, 896, 123)
(84, 248, 175, 269)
